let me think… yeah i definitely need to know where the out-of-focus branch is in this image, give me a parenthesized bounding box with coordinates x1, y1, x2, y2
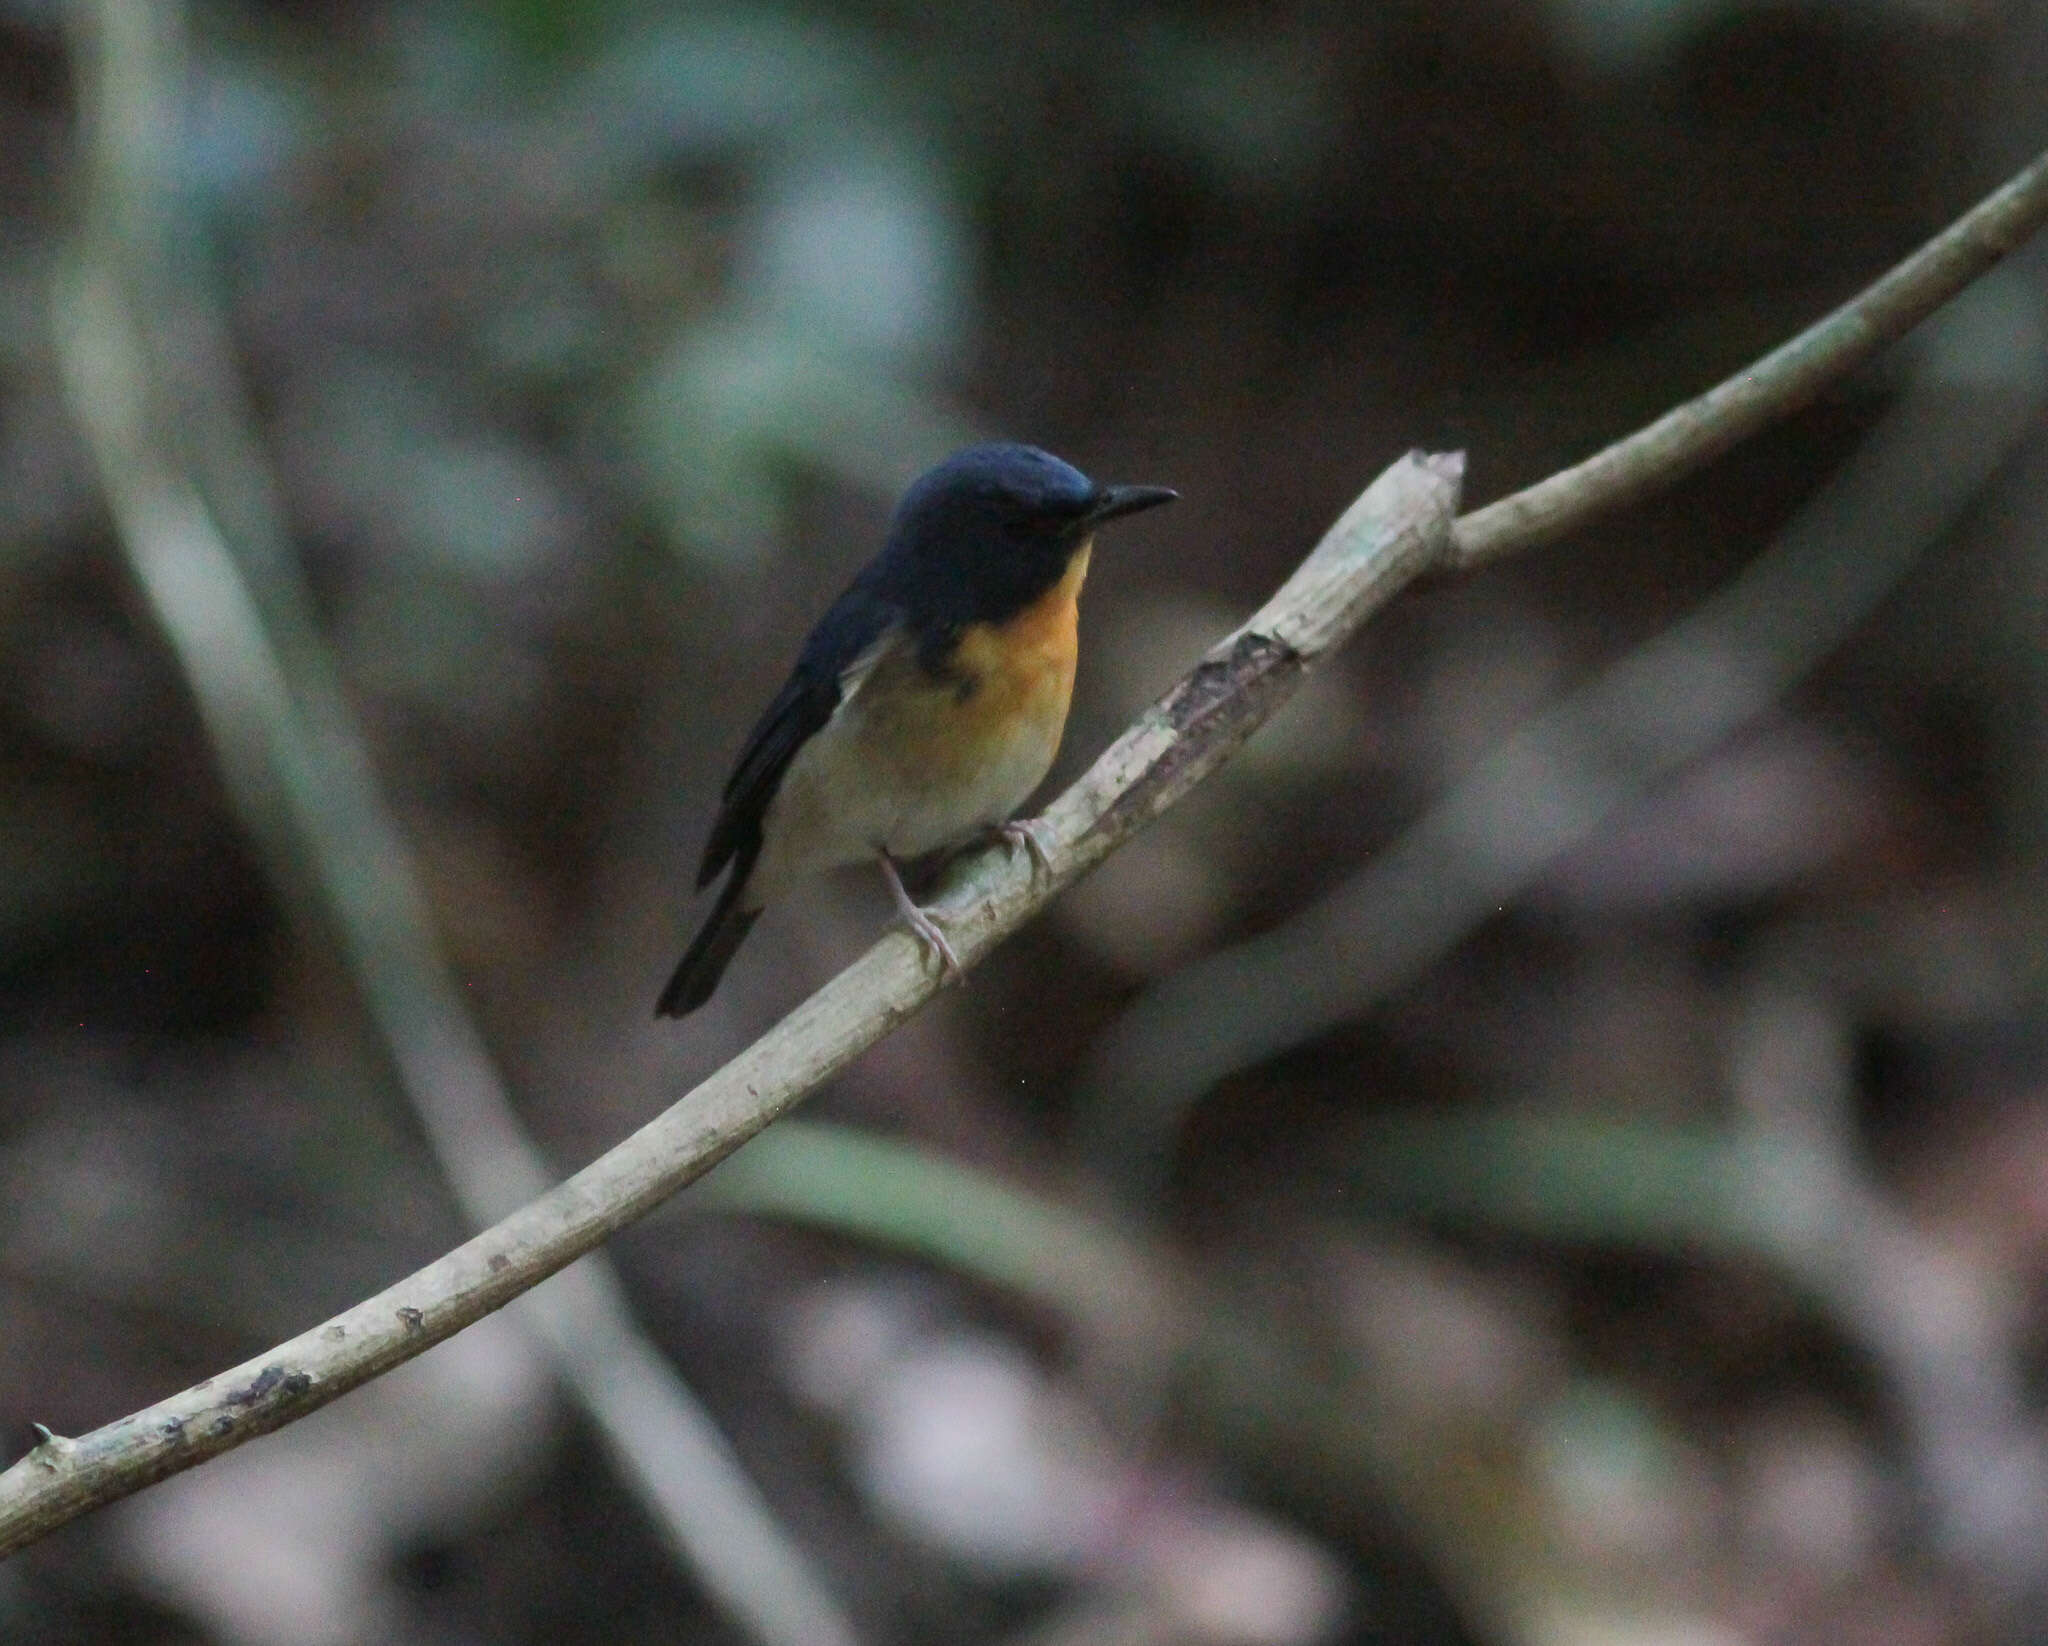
(1076, 269, 2048, 1192)
(5, 137, 2048, 1558)
(683, 1119, 1711, 1646)
(1072, 253, 2048, 1604)
(1344, 1097, 2048, 1599)
(692, 1120, 1175, 1353)
(41, 7, 860, 1646)
(711, 1108, 2042, 1634)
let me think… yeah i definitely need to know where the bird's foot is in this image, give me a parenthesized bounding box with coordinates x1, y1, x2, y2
(901, 901, 963, 983)
(991, 817, 1054, 882)
(879, 852, 963, 984)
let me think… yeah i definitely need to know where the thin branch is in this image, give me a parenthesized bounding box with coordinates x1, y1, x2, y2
(1451, 146, 2048, 566)
(5, 139, 2048, 1557)
(0, 450, 1460, 1555)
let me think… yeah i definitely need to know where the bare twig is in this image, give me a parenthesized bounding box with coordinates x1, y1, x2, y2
(0, 450, 1460, 1554)
(5, 138, 2048, 1558)
(1450, 147, 2048, 566)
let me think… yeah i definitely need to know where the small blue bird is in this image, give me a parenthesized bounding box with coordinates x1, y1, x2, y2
(658, 443, 1176, 1016)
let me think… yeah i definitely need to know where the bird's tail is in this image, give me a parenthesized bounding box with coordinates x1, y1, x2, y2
(656, 853, 762, 1018)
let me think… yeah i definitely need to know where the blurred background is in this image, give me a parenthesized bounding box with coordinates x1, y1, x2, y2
(4, 0, 2048, 1642)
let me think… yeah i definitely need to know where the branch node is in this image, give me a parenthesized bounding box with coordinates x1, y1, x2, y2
(23, 1426, 78, 1474)
(1420, 450, 1470, 570)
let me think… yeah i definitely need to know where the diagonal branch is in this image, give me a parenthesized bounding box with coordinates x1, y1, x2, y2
(0, 450, 1458, 1554)
(1450, 147, 2048, 567)
(3, 140, 2047, 1559)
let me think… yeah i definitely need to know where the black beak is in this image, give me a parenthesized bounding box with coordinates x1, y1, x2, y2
(1084, 484, 1178, 527)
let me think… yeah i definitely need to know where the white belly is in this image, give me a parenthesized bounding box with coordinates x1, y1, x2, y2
(747, 544, 1087, 906)
(746, 675, 1062, 902)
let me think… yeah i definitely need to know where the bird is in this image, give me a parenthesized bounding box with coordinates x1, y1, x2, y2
(657, 442, 1177, 1018)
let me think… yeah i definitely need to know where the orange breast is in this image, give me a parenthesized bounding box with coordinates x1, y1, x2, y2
(940, 541, 1089, 768)
(830, 541, 1090, 858)
(752, 542, 1095, 883)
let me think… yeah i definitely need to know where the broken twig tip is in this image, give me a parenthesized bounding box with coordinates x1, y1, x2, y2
(21, 1424, 78, 1475)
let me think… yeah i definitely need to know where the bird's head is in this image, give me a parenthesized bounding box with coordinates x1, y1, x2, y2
(884, 443, 1176, 619)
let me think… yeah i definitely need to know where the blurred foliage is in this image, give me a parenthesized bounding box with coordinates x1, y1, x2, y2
(4, 0, 2048, 1643)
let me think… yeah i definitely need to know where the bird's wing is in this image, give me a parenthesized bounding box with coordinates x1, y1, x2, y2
(696, 585, 905, 889)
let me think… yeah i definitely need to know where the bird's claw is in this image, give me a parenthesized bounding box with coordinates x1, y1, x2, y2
(994, 817, 1054, 881)
(901, 900, 963, 983)
(879, 851, 964, 985)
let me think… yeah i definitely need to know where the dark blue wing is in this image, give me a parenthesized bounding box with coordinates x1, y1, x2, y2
(696, 579, 904, 889)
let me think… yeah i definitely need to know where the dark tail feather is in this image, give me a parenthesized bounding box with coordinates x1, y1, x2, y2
(656, 859, 762, 1018)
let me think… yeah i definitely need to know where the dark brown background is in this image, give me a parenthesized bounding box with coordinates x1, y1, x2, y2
(4, 2, 2047, 1642)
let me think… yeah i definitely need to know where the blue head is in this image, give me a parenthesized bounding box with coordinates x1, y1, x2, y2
(881, 443, 1175, 626)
